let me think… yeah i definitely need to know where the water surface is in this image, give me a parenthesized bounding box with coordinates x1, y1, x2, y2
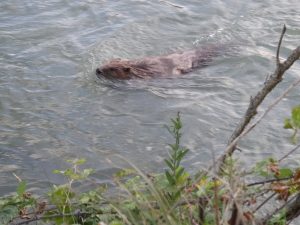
(0, 0, 300, 195)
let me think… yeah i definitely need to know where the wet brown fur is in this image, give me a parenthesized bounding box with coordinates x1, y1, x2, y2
(96, 45, 222, 79)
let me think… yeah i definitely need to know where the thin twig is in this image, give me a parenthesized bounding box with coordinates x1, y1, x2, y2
(253, 192, 276, 214)
(278, 143, 300, 162)
(250, 189, 271, 202)
(247, 176, 293, 187)
(276, 25, 286, 65)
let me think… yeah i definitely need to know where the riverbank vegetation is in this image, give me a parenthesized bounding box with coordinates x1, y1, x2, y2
(1, 25, 300, 225)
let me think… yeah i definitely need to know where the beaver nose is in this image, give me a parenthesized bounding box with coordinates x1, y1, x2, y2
(96, 68, 102, 75)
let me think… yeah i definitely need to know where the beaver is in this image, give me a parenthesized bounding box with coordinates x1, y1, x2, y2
(96, 45, 223, 79)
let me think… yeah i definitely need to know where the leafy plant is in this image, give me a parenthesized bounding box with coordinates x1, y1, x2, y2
(106, 113, 192, 225)
(4, 108, 300, 225)
(53, 158, 94, 182)
(45, 158, 95, 225)
(0, 180, 37, 224)
(284, 105, 300, 144)
(252, 157, 293, 178)
(253, 157, 294, 181)
(164, 112, 190, 202)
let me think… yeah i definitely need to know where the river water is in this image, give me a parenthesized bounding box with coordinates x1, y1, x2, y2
(0, 0, 300, 195)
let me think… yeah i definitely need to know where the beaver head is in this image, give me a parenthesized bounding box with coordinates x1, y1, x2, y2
(96, 59, 135, 80)
(96, 58, 158, 79)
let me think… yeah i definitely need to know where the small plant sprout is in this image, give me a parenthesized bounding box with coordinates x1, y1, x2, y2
(284, 105, 300, 144)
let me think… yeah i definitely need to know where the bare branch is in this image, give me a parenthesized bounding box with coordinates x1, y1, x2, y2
(214, 26, 300, 175)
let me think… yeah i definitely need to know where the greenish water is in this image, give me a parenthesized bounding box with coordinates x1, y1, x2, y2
(0, 0, 300, 195)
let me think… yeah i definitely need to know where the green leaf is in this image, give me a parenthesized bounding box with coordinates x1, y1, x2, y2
(164, 159, 174, 170)
(253, 158, 277, 177)
(0, 205, 19, 224)
(173, 189, 182, 200)
(277, 168, 293, 179)
(171, 118, 177, 126)
(48, 185, 74, 210)
(52, 169, 63, 174)
(79, 195, 90, 204)
(284, 118, 293, 129)
(292, 106, 300, 128)
(17, 181, 26, 197)
(66, 158, 86, 165)
(176, 148, 189, 163)
(82, 168, 94, 177)
(284, 106, 300, 144)
(175, 166, 185, 180)
(165, 170, 175, 185)
(168, 143, 178, 151)
(65, 168, 81, 180)
(177, 171, 189, 185)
